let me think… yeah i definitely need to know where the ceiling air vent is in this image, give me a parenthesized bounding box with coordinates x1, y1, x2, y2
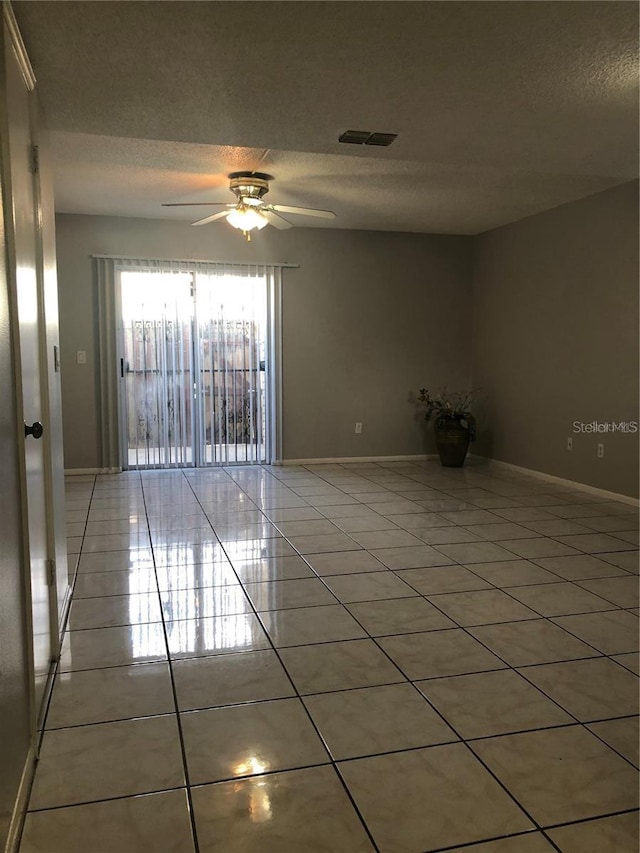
(338, 130, 397, 146)
(338, 130, 372, 144)
(365, 132, 397, 147)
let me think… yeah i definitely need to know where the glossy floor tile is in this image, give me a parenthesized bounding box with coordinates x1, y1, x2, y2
(587, 716, 640, 767)
(576, 574, 640, 607)
(397, 564, 492, 593)
(339, 744, 533, 851)
(416, 669, 573, 738)
(346, 596, 456, 635)
(434, 541, 523, 563)
(472, 726, 639, 825)
(59, 622, 168, 670)
(172, 650, 295, 710)
(496, 538, 581, 559)
(233, 554, 316, 581)
(505, 581, 615, 616)
(303, 683, 458, 759)
(371, 543, 454, 569)
(259, 604, 368, 647)
(611, 651, 640, 674)
(424, 588, 538, 625)
(181, 698, 330, 784)
(322, 570, 418, 602)
(468, 619, 600, 666)
(154, 561, 239, 590)
(525, 553, 623, 580)
(303, 549, 388, 575)
(27, 463, 640, 853)
(551, 609, 639, 654)
(20, 790, 195, 853)
(519, 657, 640, 721)
(460, 559, 561, 587)
(46, 662, 175, 728)
(546, 811, 639, 853)
(441, 833, 556, 852)
(191, 766, 375, 852)
(165, 612, 272, 658)
(242, 577, 338, 610)
(160, 583, 252, 622)
(30, 715, 185, 809)
(279, 638, 405, 694)
(379, 628, 508, 679)
(77, 550, 154, 572)
(72, 567, 158, 598)
(67, 591, 163, 630)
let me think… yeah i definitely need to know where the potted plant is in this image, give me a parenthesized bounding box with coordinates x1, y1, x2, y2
(418, 388, 477, 467)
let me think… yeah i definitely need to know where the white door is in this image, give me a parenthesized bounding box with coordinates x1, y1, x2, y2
(4, 25, 54, 720)
(0, 118, 32, 853)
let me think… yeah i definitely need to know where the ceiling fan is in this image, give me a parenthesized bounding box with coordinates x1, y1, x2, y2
(162, 172, 336, 239)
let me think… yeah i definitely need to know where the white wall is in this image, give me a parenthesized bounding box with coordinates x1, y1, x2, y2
(55, 215, 474, 467)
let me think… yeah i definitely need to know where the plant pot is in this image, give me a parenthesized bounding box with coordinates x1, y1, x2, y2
(435, 415, 470, 467)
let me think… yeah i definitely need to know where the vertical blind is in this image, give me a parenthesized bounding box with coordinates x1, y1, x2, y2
(95, 256, 286, 470)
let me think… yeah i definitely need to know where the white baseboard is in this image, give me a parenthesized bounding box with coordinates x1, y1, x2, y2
(4, 742, 36, 853)
(280, 454, 438, 465)
(62, 459, 639, 507)
(471, 455, 639, 507)
(64, 467, 122, 476)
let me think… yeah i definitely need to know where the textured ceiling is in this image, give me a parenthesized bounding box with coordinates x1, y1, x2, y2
(14, 1, 639, 235)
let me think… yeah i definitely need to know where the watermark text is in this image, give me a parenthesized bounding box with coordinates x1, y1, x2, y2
(573, 421, 638, 434)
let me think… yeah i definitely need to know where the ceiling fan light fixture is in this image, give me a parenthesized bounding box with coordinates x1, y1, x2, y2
(164, 171, 334, 235)
(226, 206, 268, 232)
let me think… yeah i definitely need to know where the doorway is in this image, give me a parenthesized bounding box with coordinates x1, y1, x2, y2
(117, 265, 272, 468)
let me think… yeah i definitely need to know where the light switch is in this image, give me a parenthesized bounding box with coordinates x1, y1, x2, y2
(76, 350, 86, 364)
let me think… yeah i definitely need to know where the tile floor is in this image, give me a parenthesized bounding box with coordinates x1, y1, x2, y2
(19, 459, 640, 853)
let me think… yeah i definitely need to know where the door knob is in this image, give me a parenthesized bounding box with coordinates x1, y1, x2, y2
(24, 421, 44, 439)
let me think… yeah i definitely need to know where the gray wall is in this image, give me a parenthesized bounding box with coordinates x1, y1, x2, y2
(55, 215, 473, 467)
(472, 181, 639, 498)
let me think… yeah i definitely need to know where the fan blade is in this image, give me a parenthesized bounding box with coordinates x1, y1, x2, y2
(162, 202, 232, 207)
(261, 210, 293, 230)
(192, 209, 233, 226)
(271, 204, 335, 219)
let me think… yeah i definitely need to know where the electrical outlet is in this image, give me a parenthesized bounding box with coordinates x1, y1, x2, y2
(355, 422, 363, 434)
(567, 437, 573, 451)
(597, 443, 604, 458)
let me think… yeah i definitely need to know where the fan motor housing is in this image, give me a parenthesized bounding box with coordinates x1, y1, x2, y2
(229, 171, 272, 204)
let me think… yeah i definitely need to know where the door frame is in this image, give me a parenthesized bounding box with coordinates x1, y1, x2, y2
(114, 262, 283, 469)
(29, 96, 70, 640)
(267, 266, 283, 465)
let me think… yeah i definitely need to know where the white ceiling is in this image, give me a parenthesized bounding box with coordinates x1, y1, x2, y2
(14, 1, 639, 235)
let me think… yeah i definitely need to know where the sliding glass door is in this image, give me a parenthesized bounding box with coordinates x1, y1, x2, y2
(120, 270, 195, 468)
(118, 265, 270, 468)
(195, 271, 266, 465)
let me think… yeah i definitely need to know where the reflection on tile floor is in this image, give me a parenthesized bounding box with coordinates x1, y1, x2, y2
(20, 460, 640, 852)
